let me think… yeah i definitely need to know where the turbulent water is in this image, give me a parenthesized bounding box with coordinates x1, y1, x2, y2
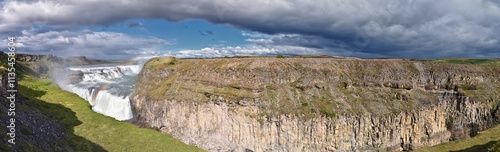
(59, 64, 142, 121)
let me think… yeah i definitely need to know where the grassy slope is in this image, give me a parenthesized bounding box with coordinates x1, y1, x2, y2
(432, 58, 500, 66)
(18, 75, 203, 151)
(419, 58, 500, 152)
(416, 125, 500, 152)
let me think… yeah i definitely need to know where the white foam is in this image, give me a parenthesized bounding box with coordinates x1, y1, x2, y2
(61, 84, 94, 103)
(82, 73, 114, 83)
(59, 64, 142, 121)
(91, 90, 133, 121)
(69, 65, 141, 83)
(60, 84, 133, 121)
(117, 65, 141, 75)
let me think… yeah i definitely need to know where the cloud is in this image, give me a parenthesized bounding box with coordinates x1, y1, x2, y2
(162, 44, 385, 59)
(126, 21, 144, 28)
(161, 31, 387, 59)
(163, 45, 321, 58)
(1, 0, 500, 58)
(0, 29, 170, 59)
(242, 31, 385, 57)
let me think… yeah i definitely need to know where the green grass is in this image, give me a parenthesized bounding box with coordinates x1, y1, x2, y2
(18, 75, 203, 152)
(145, 57, 177, 68)
(319, 109, 336, 118)
(433, 58, 500, 65)
(416, 125, 500, 152)
(0, 66, 6, 73)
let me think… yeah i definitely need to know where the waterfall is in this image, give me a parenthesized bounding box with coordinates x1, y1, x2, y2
(58, 64, 141, 121)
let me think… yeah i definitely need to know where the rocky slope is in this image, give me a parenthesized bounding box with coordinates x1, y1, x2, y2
(0, 52, 106, 151)
(0, 71, 73, 151)
(0, 52, 69, 151)
(131, 57, 500, 151)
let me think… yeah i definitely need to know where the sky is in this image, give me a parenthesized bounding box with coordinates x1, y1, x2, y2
(0, 0, 499, 59)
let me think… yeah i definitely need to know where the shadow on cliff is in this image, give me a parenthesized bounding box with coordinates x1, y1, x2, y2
(17, 84, 107, 151)
(451, 140, 499, 152)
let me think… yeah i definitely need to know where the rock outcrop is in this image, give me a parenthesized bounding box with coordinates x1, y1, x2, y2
(131, 57, 500, 151)
(64, 70, 84, 85)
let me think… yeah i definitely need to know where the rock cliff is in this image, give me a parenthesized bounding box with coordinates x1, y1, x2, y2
(131, 57, 500, 151)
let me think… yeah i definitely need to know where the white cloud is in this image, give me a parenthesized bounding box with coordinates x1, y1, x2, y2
(0, 29, 169, 59)
(161, 44, 386, 59)
(241, 31, 271, 38)
(161, 32, 386, 58)
(163, 45, 319, 58)
(1, 0, 499, 58)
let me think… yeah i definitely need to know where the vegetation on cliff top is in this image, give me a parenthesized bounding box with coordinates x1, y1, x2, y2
(433, 58, 500, 66)
(145, 56, 177, 68)
(417, 124, 500, 152)
(136, 57, 500, 120)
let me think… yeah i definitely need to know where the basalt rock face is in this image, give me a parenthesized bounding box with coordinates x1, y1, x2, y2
(131, 58, 500, 151)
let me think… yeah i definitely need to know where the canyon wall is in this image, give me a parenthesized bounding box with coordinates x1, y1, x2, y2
(131, 57, 500, 151)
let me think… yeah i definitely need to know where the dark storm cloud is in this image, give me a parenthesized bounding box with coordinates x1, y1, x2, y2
(1, 0, 500, 58)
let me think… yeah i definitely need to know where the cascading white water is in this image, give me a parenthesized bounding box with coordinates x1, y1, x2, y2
(59, 64, 142, 121)
(69, 65, 141, 82)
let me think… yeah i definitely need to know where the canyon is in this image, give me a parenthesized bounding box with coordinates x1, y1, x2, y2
(130, 57, 500, 151)
(0, 52, 202, 151)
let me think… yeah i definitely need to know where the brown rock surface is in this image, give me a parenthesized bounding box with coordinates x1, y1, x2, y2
(131, 57, 500, 151)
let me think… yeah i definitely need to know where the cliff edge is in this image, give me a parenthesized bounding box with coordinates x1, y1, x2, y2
(131, 57, 500, 151)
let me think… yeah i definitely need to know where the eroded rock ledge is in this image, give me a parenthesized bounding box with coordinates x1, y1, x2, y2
(131, 57, 500, 151)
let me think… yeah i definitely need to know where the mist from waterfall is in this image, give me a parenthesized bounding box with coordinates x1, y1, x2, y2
(58, 64, 142, 121)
